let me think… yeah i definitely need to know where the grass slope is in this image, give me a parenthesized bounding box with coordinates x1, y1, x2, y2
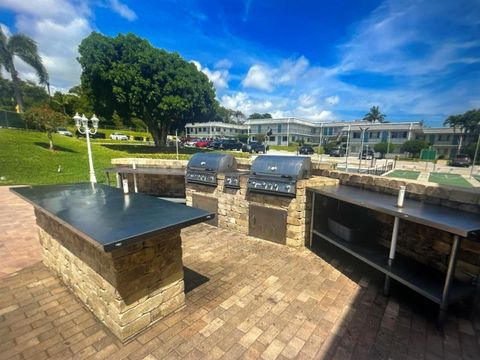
(428, 172, 472, 188)
(0, 129, 248, 185)
(384, 170, 420, 180)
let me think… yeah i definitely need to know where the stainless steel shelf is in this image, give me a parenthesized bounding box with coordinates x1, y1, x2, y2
(312, 228, 474, 304)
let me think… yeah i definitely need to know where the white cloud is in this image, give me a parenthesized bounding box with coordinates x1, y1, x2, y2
(242, 57, 309, 92)
(191, 60, 229, 89)
(278, 56, 309, 85)
(296, 105, 334, 121)
(325, 95, 339, 105)
(215, 58, 232, 69)
(242, 64, 274, 91)
(109, 0, 137, 21)
(0, 0, 141, 91)
(298, 94, 316, 107)
(221, 92, 273, 114)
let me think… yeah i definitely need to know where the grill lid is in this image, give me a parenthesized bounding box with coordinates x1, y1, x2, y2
(187, 153, 237, 172)
(250, 155, 311, 179)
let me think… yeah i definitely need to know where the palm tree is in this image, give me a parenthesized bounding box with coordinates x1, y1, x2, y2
(444, 114, 468, 152)
(363, 106, 386, 123)
(0, 27, 48, 113)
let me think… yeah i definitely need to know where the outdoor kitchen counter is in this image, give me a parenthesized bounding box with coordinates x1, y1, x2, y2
(11, 183, 214, 341)
(307, 185, 480, 327)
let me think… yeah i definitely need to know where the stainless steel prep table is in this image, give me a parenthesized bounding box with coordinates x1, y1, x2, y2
(307, 185, 480, 326)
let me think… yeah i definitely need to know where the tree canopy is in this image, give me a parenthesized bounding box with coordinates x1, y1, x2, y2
(78, 32, 218, 146)
(373, 141, 395, 155)
(0, 78, 49, 111)
(363, 106, 386, 123)
(24, 105, 67, 150)
(248, 113, 272, 119)
(400, 140, 428, 157)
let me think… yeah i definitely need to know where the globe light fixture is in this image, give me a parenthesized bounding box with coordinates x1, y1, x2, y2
(74, 112, 99, 183)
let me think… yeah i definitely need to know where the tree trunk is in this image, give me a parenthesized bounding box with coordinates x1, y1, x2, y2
(47, 131, 53, 151)
(150, 126, 160, 147)
(9, 62, 25, 113)
(158, 121, 169, 147)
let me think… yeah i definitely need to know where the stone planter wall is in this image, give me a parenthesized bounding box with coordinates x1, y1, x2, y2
(36, 209, 185, 342)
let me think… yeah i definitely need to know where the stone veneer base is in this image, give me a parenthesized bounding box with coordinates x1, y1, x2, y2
(35, 209, 185, 342)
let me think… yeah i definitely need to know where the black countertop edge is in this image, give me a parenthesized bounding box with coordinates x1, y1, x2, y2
(307, 185, 480, 238)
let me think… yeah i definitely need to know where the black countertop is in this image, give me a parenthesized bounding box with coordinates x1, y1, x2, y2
(307, 185, 480, 238)
(12, 183, 214, 252)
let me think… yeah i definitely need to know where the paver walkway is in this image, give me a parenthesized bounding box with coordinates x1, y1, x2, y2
(0, 187, 41, 278)
(1, 188, 479, 359)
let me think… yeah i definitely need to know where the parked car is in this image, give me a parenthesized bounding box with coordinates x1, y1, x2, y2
(329, 148, 345, 157)
(75, 130, 106, 139)
(450, 154, 472, 167)
(299, 145, 314, 155)
(195, 139, 210, 148)
(57, 127, 72, 137)
(242, 141, 267, 153)
(109, 132, 129, 140)
(214, 139, 243, 151)
(184, 138, 198, 147)
(358, 149, 374, 160)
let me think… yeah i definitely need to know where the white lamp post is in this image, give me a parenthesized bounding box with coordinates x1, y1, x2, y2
(74, 112, 99, 183)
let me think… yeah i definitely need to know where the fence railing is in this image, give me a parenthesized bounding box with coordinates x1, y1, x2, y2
(0, 109, 26, 129)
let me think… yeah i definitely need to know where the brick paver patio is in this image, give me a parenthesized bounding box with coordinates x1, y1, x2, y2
(1, 187, 479, 359)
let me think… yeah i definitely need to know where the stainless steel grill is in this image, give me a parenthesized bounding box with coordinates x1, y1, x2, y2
(186, 153, 237, 186)
(247, 155, 312, 197)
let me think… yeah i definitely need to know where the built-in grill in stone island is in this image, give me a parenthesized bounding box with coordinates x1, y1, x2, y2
(186, 153, 237, 186)
(247, 155, 312, 197)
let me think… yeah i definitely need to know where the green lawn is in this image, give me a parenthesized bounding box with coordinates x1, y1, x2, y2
(384, 170, 421, 180)
(0, 129, 248, 186)
(428, 172, 472, 188)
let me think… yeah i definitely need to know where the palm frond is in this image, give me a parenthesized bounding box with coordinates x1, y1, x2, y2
(8, 34, 49, 84)
(0, 26, 12, 72)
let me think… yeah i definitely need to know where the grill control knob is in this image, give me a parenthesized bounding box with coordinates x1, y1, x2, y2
(285, 185, 291, 191)
(274, 184, 278, 189)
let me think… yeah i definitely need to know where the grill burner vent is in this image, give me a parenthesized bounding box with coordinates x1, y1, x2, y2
(248, 155, 311, 197)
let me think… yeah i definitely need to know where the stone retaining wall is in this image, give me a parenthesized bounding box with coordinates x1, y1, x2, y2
(36, 209, 185, 342)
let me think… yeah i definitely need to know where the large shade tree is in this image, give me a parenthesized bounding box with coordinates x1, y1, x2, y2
(78, 32, 218, 146)
(0, 28, 48, 112)
(363, 106, 386, 123)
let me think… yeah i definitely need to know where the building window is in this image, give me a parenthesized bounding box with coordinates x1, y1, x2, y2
(353, 132, 360, 139)
(438, 134, 451, 141)
(282, 136, 287, 141)
(269, 136, 275, 141)
(216, 127, 220, 131)
(277, 124, 282, 133)
(369, 132, 380, 139)
(257, 125, 261, 133)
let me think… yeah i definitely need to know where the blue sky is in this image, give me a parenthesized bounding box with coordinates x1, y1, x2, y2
(0, 0, 479, 126)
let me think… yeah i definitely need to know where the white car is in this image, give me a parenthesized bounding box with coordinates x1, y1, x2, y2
(110, 132, 129, 140)
(57, 127, 72, 137)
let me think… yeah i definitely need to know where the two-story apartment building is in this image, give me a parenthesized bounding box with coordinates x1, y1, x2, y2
(184, 118, 464, 158)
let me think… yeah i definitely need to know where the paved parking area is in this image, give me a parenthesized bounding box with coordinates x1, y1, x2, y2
(1, 188, 479, 359)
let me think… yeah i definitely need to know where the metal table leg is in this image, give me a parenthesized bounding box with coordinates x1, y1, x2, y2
(438, 234, 461, 327)
(384, 216, 400, 295)
(309, 192, 316, 248)
(116, 173, 122, 189)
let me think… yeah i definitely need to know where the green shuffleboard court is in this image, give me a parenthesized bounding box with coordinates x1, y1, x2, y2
(428, 172, 472, 188)
(385, 170, 420, 180)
